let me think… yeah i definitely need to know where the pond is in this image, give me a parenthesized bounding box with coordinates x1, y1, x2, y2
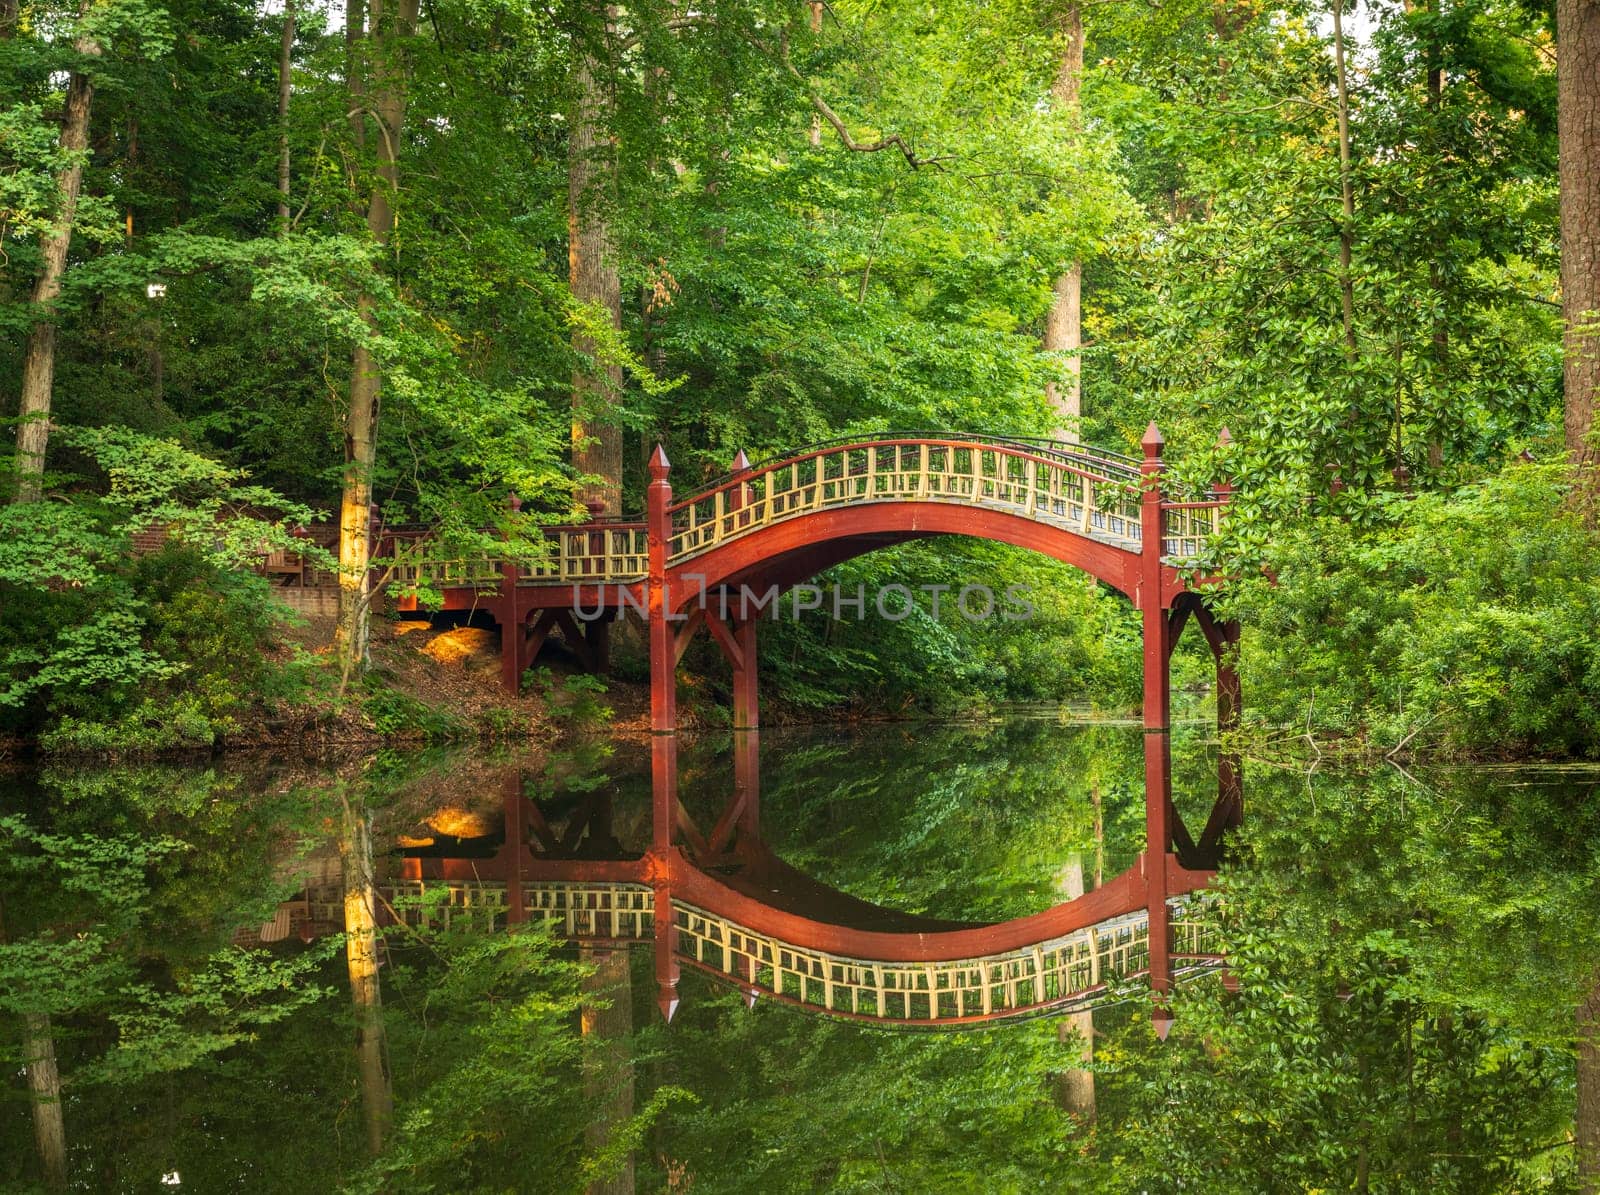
(2, 718, 1596, 1192)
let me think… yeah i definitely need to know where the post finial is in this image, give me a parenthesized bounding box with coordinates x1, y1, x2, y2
(648, 444, 671, 480)
(507, 490, 521, 513)
(1141, 422, 1165, 458)
(1216, 426, 1232, 447)
(731, 448, 750, 473)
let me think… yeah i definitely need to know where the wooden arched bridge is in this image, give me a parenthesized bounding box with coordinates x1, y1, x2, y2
(370, 426, 1241, 1029)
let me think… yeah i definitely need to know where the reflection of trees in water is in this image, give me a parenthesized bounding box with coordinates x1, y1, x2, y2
(2, 749, 1596, 1191)
(1107, 765, 1600, 1192)
(714, 720, 1149, 922)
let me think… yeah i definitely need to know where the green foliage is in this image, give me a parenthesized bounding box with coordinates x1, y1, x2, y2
(0, 425, 320, 749)
(651, 979, 1079, 1193)
(751, 541, 1143, 715)
(355, 923, 677, 1194)
(359, 679, 465, 741)
(1099, 763, 1600, 1192)
(1233, 463, 1600, 756)
(531, 667, 615, 728)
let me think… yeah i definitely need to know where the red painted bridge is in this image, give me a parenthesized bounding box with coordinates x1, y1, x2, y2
(370, 426, 1240, 1029)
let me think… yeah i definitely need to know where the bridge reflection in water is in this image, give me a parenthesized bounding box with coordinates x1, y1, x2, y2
(268, 740, 1235, 1030)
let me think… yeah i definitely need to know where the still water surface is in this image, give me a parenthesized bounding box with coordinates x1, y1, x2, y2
(2, 718, 1595, 1192)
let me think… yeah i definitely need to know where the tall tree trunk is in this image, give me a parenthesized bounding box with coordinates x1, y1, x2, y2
(1331, 0, 1358, 360)
(1580, 973, 1600, 1192)
(1559, 0, 1600, 469)
(570, 7, 624, 516)
(1401, 0, 1447, 468)
(808, 2, 823, 147)
(276, 0, 296, 227)
(335, 0, 419, 685)
(12, 15, 100, 503)
(1054, 853, 1095, 1121)
(340, 796, 393, 1156)
(582, 947, 636, 1195)
(1043, 2, 1084, 443)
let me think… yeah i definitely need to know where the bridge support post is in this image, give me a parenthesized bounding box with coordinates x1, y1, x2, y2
(647, 447, 682, 1022)
(1140, 423, 1174, 1038)
(647, 446, 677, 856)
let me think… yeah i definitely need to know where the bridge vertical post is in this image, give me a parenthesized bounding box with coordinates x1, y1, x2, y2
(1140, 422, 1174, 1037)
(647, 446, 678, 855)
(499, 491, 525, 694)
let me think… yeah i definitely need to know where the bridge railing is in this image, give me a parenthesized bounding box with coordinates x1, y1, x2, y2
(286, 877, 1219, 1025)
(387, 522, 650, 592)
(381, 435, 1227, 592)
(668, 438, 1148, 565)
(1160, 497, 1228, 559)
(674, 898, 1216, 1023)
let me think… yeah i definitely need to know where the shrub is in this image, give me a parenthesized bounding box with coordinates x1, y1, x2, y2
(1232, 463, 1600, 756)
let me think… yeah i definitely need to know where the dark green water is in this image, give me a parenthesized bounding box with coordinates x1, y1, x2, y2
(2, 720, 1596, 1192)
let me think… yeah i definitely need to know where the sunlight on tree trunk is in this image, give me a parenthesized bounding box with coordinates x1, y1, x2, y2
(340, 795, 393, 1156)
(1043, 2, 1084, 443)
(570, 5, 624, 516)
(1559, 0, 1600, 471)
(582, 947, 635, 1194)
(12, 8, 100, 504)
(336, 0, 419, 685)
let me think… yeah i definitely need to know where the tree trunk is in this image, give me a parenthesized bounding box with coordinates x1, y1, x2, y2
(1580, 973, 1600, 1192)
(22, 1012, 68, 1190)
(570, 7, 624, 516)
(1, 901, 68, 1190)
(1559, 0, 1600, 468)
(1331, 0, 1358, 360)
(1043, 2, 1084, 443)
(1054, 853, 1095, 1121)
(12, 16, 100, 503)
(276, 0, 296, 227)
(340, 797, 393, 1156)
(334, 0, 419, 684)
(808, 2, 824, 147)
(582, 947, 636, 1194)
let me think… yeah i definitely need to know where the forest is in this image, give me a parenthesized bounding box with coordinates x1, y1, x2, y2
(0, 0, 1593, 756)
(2, 0, 1600, 1189)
